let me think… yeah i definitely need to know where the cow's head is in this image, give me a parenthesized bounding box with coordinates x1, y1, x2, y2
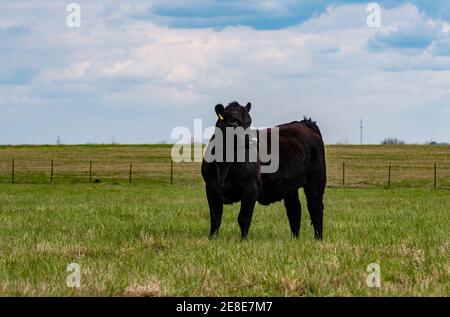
(215, 101, 252, 129)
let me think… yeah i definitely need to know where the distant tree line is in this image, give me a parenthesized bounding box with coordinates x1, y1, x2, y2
(380, 138, 448, 145)
(381, 138, 405, 145)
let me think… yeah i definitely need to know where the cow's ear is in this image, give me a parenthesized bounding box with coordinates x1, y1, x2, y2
(245, 102, 251, 112)
(215, 104, 225, 120)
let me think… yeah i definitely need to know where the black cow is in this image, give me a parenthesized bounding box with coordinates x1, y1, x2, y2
(201, 101, 326, 240)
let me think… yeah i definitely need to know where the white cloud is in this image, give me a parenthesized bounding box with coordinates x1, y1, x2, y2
(0, 2, 449, 144)
(42, 61, 92, 81)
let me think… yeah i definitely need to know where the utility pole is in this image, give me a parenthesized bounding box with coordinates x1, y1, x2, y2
(360, 119, 363, 145)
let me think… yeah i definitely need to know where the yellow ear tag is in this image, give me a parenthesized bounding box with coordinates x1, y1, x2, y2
(218, 114, 224, 121)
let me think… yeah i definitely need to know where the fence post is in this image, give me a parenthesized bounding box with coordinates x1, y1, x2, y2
(129, 163, 132, 184)
(342, 162, 345, 187)
(50, 160, 54, 183)
(387, 164, 391, 188)
(11, 159, 15, 184)
(434, 162, 437, 189)
(89, 161, 92, 183)
(170, 159, 173, 185)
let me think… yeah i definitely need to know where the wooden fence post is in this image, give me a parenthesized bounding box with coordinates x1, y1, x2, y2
(342, 162, 345, 187)
(89, 161, 92, 183)
(434, 162, 437, 189)
(170, 159, 173, 185)
(387, 164, 391, 188)
(129, 163, 132, 184)
(11, 159, 15, 184)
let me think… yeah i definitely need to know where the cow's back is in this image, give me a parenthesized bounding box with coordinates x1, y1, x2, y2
(258, 121, 325, 205)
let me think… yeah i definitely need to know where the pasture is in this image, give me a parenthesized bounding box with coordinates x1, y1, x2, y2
(0, 145, 449, 296)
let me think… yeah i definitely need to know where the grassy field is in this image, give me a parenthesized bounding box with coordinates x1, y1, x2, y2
(0, 145, 449, 296)
(0, 144, 449, 188)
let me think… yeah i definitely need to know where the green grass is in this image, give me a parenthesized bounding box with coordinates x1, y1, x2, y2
(0, 182, 448, 296)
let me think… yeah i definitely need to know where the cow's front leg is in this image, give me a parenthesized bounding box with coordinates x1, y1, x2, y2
(238, 198, 257, 240)
(206, 186, 223, 239)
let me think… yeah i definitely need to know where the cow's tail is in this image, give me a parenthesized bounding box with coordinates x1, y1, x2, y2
(300, 117, 322, 138)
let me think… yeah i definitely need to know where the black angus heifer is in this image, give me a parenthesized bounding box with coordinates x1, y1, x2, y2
(201, 101, 326, 240)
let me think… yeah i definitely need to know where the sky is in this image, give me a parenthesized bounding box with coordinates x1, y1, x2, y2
(1, 0, 450, 145)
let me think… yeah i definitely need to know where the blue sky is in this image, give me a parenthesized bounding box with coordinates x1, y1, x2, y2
(1, 1, 450, 144)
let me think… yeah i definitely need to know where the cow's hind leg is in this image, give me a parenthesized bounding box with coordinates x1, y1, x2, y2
(283, 191, 301, 238)
(238, 198, 256, 240)
(206, 187, 223, 239)
(304, 183, 324, 240)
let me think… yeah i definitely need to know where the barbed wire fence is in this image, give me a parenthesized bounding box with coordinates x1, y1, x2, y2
(0, 158, 449, 189)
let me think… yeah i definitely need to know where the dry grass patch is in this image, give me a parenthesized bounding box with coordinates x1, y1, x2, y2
(279, 276, 316, 296)
(140, 232, 166, 252)
(122, 278, 161, 297)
